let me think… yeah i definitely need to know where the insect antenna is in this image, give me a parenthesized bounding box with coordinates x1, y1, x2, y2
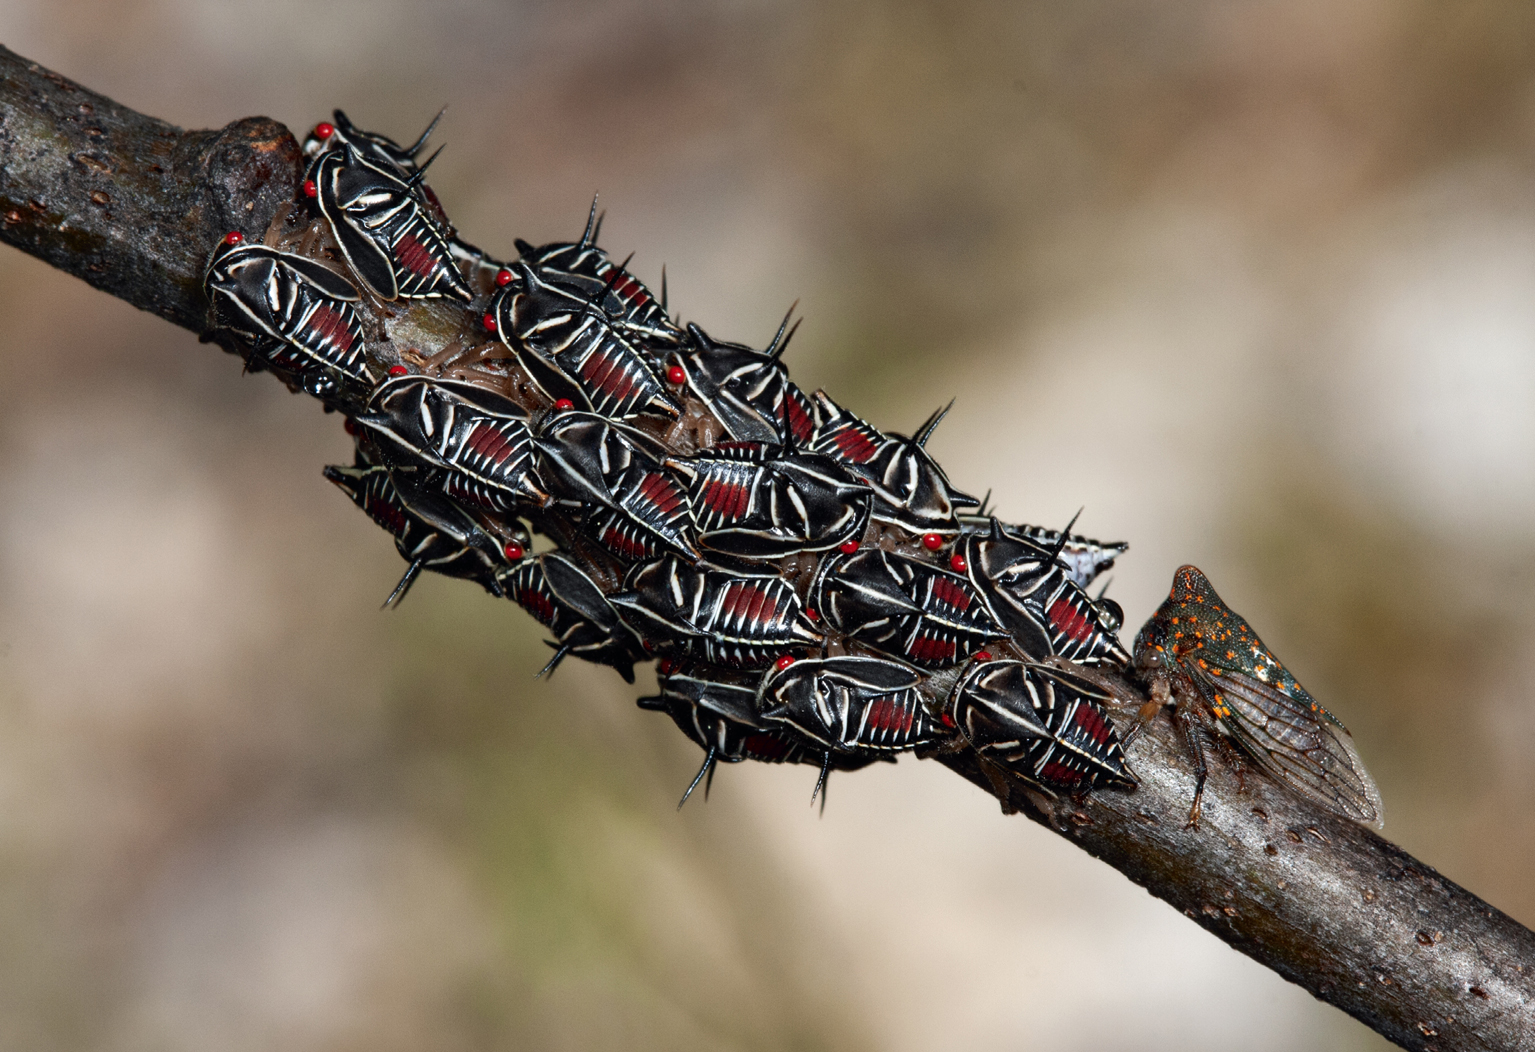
(1094, 577, 1114, 602)
(976, 489, 993, 517)
(383, 559, 425, 609)
(660, 265, 668, 311)
(678, 748, 716, 809)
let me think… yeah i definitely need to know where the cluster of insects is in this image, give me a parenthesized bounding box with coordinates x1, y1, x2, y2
(202, 110, 1381, 827)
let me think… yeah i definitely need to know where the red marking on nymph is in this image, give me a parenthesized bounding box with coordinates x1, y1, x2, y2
(582, 349, 640, 401)
(909, 633, 957, 663)
(1048, 598, 1094, 642)
(364, 495, 409, 536)
(744, 733, 791, 760)
(600, 524, 648, 560)
(1073, 704, 1111, 746)
(866, 698, 894, 732)
(514, 587, 556, 625)
(503, 542, 525, 561)
(441, 475, 494, 513)
(723, 583, 778, 626)
(783, 391, 815, 444)
(313, 122, 335, 140)
(387, 364, 408, 377)
(394, 232, 439, 277)
(930, 577, 972, 612)
(1041, 760, 1085, 787)
(702, 478, 750, 518)
(830, 426, 880, 464)
(867, 697, 916, 735)
(636, 473, 685, 516)
(774, 654, 796, 671)
(306, 306, 355, 353)
(223, 231, 243, 245)
(466, 423, 518, 465)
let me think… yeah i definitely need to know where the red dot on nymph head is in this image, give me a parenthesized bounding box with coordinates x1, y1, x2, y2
(302, 179, 318, 199)
(975, 651, 992, 661)
(314, 122, 335, 140)
(495, 269, 513, 286)
(554, 398, 575, 411)
(838, 540, 860, 554)
(666, 365, 686, 385)
(504, 542, 524, 561)
(921, 532, 944, 551)
(775, 654, 796, 671)
(482, 313, 497, 331)
(805, 608, 820, 622)
(223, 231, 243, 245)
(387, 364, 408, 377)
(950, 553, 968, 572)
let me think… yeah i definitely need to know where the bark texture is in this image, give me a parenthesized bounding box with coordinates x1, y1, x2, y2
(936, 728, 1535, 1051)
(0, 42, 1529, 1052)
(0, 45, 298, 331)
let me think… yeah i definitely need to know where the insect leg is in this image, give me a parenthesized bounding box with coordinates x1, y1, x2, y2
(1120, 672, 1171, 749)
(536, 644, 571, 679)
(677, 747, 716, 810)
(1172, 701, 1209, 829)
(811, 751, 832, 813)
(974, 753, 1022, 814)
(383, 559, 425, 609)
(1208, 731, 1250, 794)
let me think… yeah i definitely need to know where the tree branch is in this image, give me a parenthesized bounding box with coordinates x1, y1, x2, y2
(0, 43, 1529, 1052)
(0, 44, 297, 331)
(935, 728, 1535, 1051)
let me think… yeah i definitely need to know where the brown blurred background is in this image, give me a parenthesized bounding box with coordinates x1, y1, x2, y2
(1, 2, 1533, 1049)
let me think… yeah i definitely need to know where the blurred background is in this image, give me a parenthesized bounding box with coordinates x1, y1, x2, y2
(0, 1, 1532, 1048)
